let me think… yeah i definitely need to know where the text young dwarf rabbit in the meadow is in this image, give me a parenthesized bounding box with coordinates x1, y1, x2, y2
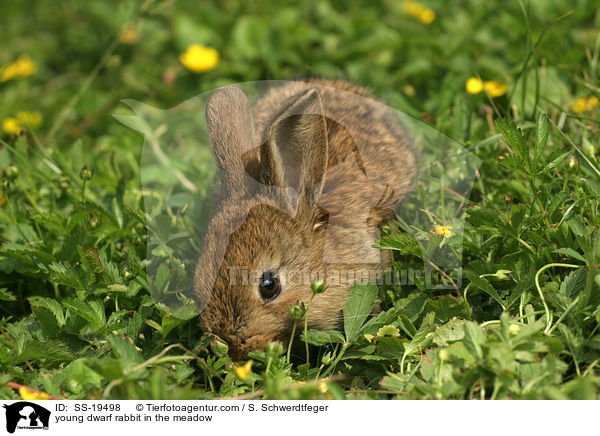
(194, 79, 416, 359)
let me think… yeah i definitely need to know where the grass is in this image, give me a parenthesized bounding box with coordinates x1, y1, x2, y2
(1, 0, 600, 399)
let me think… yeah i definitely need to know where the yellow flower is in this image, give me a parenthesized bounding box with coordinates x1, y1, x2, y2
(19, 387, 50, 400)
(179, 44, 219, 73)
(402, 0, 435, 24)
(233, 360, 253, 379)
(483, 81, 508, 97)
(432, 223, 452, 238)
(318, 382, 328, 393)
(0, 55, 37, 82)
(119, 26, 139, 44)
(2, 111, 42, 135)
(571, 96, 599, 113)
(466, 77, 484, 94)
(2, 118, 22, 135)
(403, 84, 415, 96)
(466, 77, 508, 97)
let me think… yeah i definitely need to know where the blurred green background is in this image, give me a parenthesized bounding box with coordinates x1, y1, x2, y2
(1, 0, 597, 142)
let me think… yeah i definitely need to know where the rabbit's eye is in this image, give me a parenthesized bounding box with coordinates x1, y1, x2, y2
(259, 270, 281, 302)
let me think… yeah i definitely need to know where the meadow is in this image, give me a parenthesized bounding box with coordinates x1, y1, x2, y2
(0, 0, 599, 399)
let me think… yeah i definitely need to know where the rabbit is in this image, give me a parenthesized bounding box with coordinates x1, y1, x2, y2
(194, 78, 416, 359)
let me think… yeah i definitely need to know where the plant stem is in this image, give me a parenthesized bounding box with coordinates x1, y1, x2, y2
(534, 262, 580, 334)
(286, 320, 297, 364)
(321, 343, 349, 378)
(546, 295, 580, 336)
(304, 293, 316, 364)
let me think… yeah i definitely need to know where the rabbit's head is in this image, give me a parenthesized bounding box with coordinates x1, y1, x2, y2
(194, 86, 350, 359)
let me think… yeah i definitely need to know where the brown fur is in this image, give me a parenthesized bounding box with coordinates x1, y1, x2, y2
(194, 79, 416, 359)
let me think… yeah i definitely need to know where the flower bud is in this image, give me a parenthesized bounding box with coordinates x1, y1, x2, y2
(6, 166, 18, 178)
(494, 269, 511, 280)
(311, 279, 327, 295)
(508, 324, 521, 336)
(88, 215, 99, 228)
(321, 352, 333, 365)
(266, 341, 284, 357)
(80, 166, 93, 181)
(122, 266, 134, 280)
(568, 156, 578, 169)
(210, 338, 229, 357)
(439, 349, 449, 362)
(287, 301, 306, 320)
(58, 176, 70, 189)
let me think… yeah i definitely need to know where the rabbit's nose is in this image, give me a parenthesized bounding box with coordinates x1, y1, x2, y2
(217, 333, 250, 360)
(218, 333, 270, 360)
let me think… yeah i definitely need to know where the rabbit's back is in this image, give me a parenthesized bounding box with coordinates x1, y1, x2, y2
(252, 79, 416, 229)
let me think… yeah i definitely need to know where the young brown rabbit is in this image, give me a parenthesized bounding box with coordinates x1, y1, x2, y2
(194, 79, 416, 359)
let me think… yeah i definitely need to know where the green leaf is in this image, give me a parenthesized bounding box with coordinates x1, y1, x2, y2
(123, 206, 148, 226)
(566, 216, 586, 238)
(433, 318, 467, 347)
(404, 312, 435, 356)
(15, 339, 73, 363)
(64, 299, 106, 332)
(303, 329, 345, 346)
(107, 335, 143, 368)
(29, 297, 66, 327)
(538, 149, 570, 175)
(397, 314, 417, 337)
(31, 306, 60, 338)
(467, 207, 502, 229)
(547, 191, 568, 215)
(377, 337, 408, 359)
(559, 268, 586, 300)
(375, 232, 422, 257)
(343, 283, 378, 342)
(0, 288, 16, 301)
(534, 112, 550, 163)
(425, 295, 470, 323)
(585, 179, 600, 199)
(61, 359, 104, 395)
(49, 262, 84, 289)
(396, 294, 427, 322)
(463, 322, 485, 360)
(553, 248, 586, 263)
(161, 315, 188, 338)
(144, 319, 162, 334)
(465, 272, 504, 309)
(377, 325, 400, 337)
(169, 304, 199, 320)
(499, 154, 527, 175)
(380, 373, 409, 392)
(360, 306, 402, 336)
(106, 284, 129, 293)
(496, 118, 529, 168)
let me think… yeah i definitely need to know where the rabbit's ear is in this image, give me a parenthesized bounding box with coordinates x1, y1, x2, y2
(262, 88, 328, 226)
(205, 86, 256, 200)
